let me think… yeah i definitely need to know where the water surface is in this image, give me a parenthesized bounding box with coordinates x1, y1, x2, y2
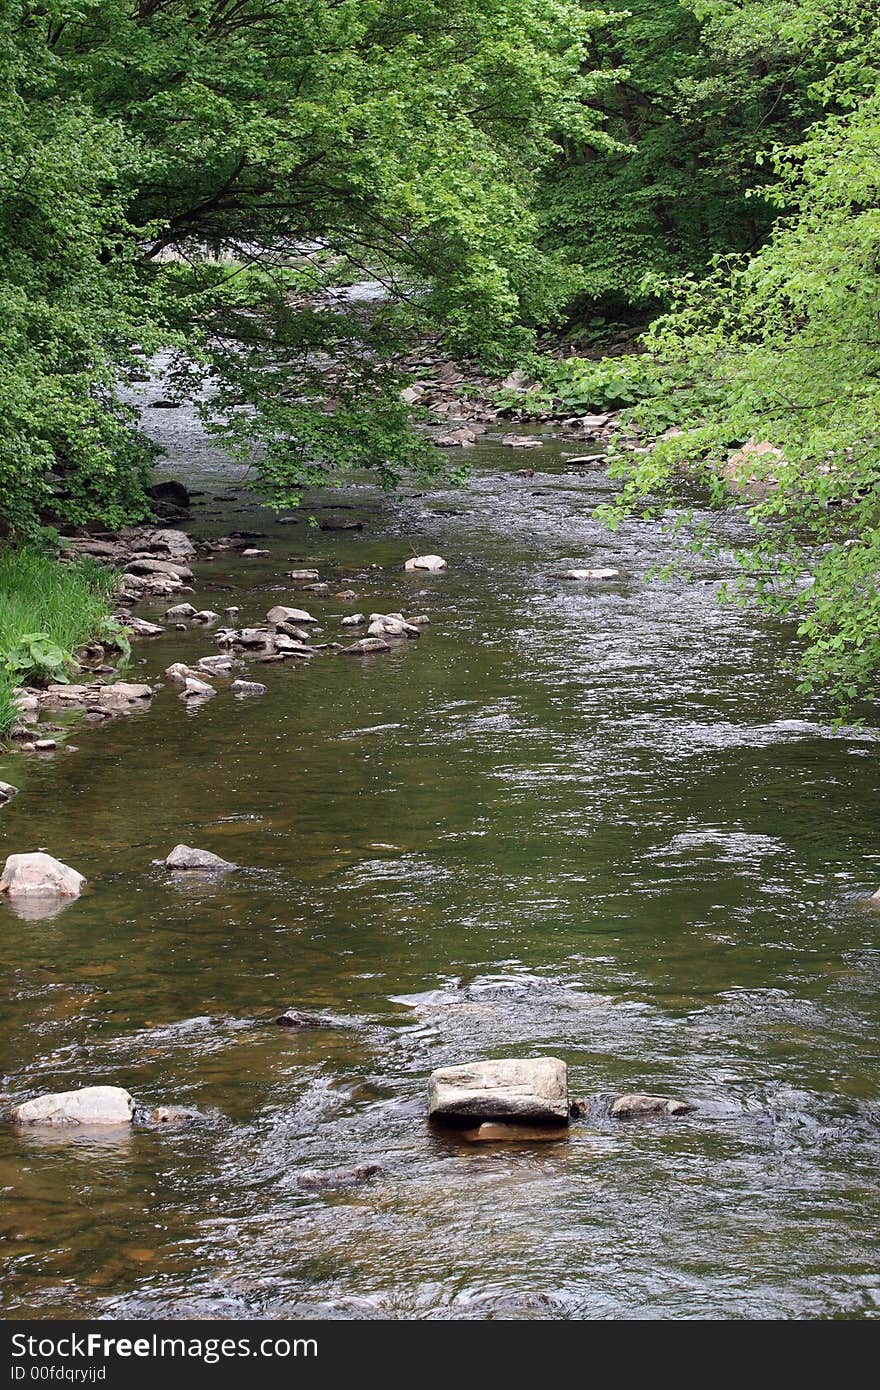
(2, 418, 879, 1320)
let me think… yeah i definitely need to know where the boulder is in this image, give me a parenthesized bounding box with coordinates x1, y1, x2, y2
(266, 605, 316, 626)
(427, 1057, 569, 1124)
(192, 610, 220, 624)
(92, 682, 153, 706)
(126, 556, 194, 582)
(230, 679, 267, 697)
(0, 782, 19, 805)
(11, 1085, 135, 1126)
(285, 570, 320, 582)
(610, 1093, 693, 1119)
(339, 637, 392, 655)
(34, 739, 56, 751)
(124, 616, 164, 637)
(165, 603, 197, 620)
(164, 845, 234, 872)
(341, 614, 366, 627)
(408, 614, 430, 626)
(241, 548, 270, 557)
(561, 568, 620, 581)
(0, 852, 86, 899)
(147, 479, 190, 511)
(404, 555, 447, 572)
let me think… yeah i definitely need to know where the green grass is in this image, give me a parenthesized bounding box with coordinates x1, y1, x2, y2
(0, 547, 120, 736)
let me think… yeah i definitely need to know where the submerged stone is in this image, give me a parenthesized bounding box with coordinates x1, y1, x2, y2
(459, 1122, 570, 1143)
(275, 1008, 337, 1029)
(610, 1093, 693, 1119)
(297, 1163, 381, 1191)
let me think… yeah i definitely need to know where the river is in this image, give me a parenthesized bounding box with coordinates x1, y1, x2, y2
(1, 405, 879, 1319)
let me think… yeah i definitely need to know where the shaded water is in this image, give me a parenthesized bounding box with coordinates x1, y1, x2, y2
(2, 414, 880, 1320)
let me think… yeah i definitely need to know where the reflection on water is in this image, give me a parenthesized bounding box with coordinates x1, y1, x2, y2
(1, 418, 880, 1319)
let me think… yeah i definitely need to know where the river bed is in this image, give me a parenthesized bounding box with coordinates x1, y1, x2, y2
(1, 410, 879, 1320)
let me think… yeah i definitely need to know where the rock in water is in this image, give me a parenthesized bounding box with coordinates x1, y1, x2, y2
(230, 679, 267, 697)
(339, 637, 392, 655)
(165, 603, 197, 620)
(275, 1008, 336, 1029)
(0, 852, 86, 899)
(164, 845, 234, 872)
(610, 1093, 693, 1118)
(266, 605, 316, 626)
(459, 1122, 570, 1143)
(427, 1057, 569, 1124)
(404, 554, 447, 572)
(11, 1085, 134, 1126)
(561, 567, 620, 581)
(297, 1163, 381, 1191)
(0, 782, 19, 805)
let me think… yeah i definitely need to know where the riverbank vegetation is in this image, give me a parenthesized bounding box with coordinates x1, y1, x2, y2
(1, 0, 879, 705)
(0, 549, 121, 735)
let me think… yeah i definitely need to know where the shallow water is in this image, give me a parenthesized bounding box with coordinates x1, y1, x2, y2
(2, 413, 879, 1320)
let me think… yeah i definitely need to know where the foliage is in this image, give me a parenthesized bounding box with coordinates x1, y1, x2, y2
(597, 3, 880, 709)
(538, 0, 827, 315)
(0, 548, 122, 717)
(0, 0, 621, 534)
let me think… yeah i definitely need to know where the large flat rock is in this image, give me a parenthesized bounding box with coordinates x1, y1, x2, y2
(428, 1057, 569, 1123)
(11, 1085, 134, 1126)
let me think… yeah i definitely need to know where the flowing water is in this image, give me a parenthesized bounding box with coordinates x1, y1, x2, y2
(2, 410, 879, 1320)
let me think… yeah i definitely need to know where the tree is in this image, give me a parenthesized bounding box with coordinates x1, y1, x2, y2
(0, 0, 618, 534)
(597, 0, 880, 709)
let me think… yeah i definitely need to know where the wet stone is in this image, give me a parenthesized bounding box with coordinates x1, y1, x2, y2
(164, 845, 235, 872)
(610, 1093, 693, 1119)
(275, 1008, 337, 1029)
(297, 1163, 382, 1191)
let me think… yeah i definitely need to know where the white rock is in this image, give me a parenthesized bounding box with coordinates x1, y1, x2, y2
(191, 610, 220, 624)
(427, 1057, 569, 1123)
(11, 1085, 135, 1127)
(561, 567, 620, 581)
(0, 852, 86, 899)
(267, 605, 316, 626)
(0, 782, 20, 804)
(164, 845, 234, 871)
(242, 548, 269, 557)
(165, 603, 197, 620)
(404, 555, 447, 572)
(285, 569, 320, 582)
(13, 691, 40, 723)
(231, 679, 267, 697)
(341, 614, 366, 627)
